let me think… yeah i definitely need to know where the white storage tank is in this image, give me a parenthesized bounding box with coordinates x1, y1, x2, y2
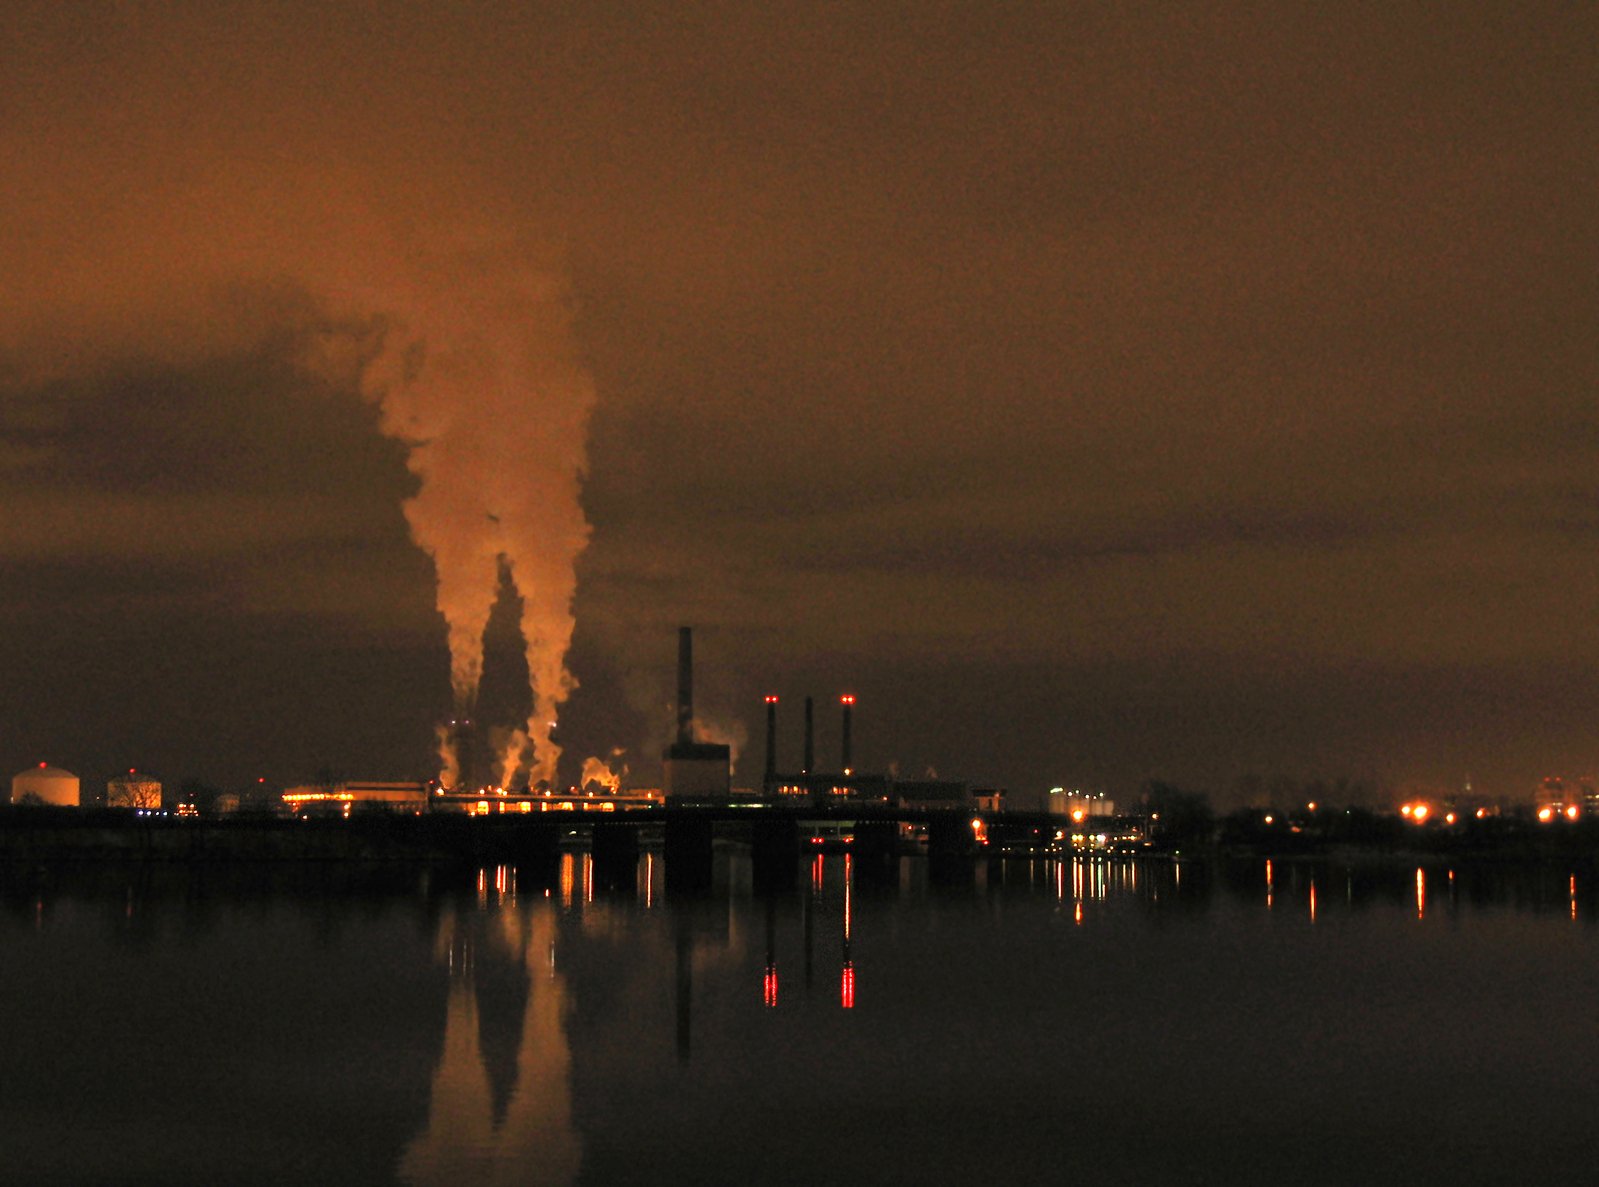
(12, 764, 81, 807)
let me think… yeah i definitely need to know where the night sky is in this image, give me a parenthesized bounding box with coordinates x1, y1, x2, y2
(3, 3, 1595, 806)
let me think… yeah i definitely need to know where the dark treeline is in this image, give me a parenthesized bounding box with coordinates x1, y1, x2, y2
(1137, 776, 1599, 860)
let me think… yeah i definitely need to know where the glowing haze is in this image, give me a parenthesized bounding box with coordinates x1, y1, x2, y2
(4, 4, 1596, 805)
(2, 5, 600, 793)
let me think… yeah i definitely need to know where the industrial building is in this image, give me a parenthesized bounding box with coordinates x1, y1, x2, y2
(760, 692, 902, 805)
(282, 780, 430, 816)
(428, 786, 662, 814)
(1047, 789, 1117, 821)
(107, 770, 162, 810)
(662, 627, 731, 801)
(10, 764, 80, 806)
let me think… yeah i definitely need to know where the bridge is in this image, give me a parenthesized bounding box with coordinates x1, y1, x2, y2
(0, 801, 1098, 888)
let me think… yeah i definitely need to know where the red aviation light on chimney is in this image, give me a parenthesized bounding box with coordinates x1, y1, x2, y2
(764, 695, 780, 704)
(840, 694, 856, 705)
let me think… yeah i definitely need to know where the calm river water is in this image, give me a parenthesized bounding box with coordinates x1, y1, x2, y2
(2, 851, 1596, 1185)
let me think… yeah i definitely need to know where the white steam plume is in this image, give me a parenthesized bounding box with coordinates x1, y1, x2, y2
(580, 749, 628, 794)
(494, 726, 531, 791)
(356, 239, 595, 789)
(691, 716, 748, 770)
(435, 722, 460, 791)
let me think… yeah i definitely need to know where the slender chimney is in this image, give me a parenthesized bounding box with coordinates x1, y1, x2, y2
(764, 696, 779, 786)
(841, 695, 855, 776)
(802, 695, 814, 775)
(676, 627, 694, 747)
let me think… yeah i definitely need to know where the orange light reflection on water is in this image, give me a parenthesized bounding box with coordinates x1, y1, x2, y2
(559, 854, 575, 906)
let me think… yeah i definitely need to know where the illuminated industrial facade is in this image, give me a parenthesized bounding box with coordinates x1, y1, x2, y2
(107, 770, 162, 810)
(9, 764, 79, 806)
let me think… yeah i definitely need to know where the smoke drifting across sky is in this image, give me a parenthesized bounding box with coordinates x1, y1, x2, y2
(2, 3, 1597, 804)
(350, 243, 594, 790)
(3, 3, 597, 790)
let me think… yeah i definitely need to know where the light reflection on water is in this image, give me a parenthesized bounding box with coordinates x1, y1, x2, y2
(2, 853, 1598, 1184)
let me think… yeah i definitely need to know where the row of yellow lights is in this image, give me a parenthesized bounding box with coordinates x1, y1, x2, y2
(1400, 803, 1493, 825)
(472, 799, 619, 814)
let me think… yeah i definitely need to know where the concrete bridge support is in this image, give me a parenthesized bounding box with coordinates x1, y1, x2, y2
(665, 816, 715, 893)
(590, 821, 640, 893)
(927, 812, 977, 888)
(851, 820, 899, 885)
(751, 817, 799, 893)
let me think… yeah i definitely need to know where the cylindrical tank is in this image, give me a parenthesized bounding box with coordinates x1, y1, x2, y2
(11, 764, 80, 806)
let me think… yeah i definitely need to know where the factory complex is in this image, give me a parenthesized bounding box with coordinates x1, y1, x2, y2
(7, 628, 1004, 822)
(14, 629, 1591, 846)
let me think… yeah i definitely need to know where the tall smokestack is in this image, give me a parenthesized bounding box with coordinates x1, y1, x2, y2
(841, 695, 855, 776)
(764, 696, 779, 786)
(803, 696, 814, 776)
(676, 627, 694, 747)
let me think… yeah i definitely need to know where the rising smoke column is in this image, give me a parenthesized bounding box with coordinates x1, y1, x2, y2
(357, 237, 595, 790)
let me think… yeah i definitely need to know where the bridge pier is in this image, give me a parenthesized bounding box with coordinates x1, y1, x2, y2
(590, 821, 639, 893)
(927, 813, 977, 888)
(751, 817, 799, 893)
(851, 820, 899, 885)
(665, 816, 715, 893)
